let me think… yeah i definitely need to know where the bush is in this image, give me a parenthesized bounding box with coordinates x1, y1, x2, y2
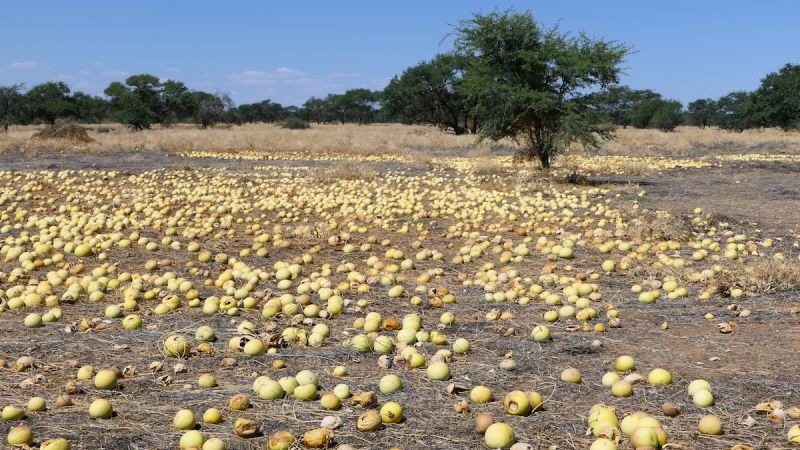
(648, 101, 683, 132)
(631, 99, 683, 131)
(282, 116, 309, 129)
(32, 123, 94, 143)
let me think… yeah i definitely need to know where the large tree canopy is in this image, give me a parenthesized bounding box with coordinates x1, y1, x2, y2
(382, 53, 475, 134)
(750, 64, 800, 131)
(453, 10, 629, 168)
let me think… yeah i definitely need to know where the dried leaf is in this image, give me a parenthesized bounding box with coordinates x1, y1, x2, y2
(351, 391, 377, 407)
(453, 399, 469, 413)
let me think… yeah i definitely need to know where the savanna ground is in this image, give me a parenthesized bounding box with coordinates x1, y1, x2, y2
(0, 123, 799, 450)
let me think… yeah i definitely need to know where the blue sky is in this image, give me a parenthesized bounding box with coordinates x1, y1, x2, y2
(1, 1, 798, 106)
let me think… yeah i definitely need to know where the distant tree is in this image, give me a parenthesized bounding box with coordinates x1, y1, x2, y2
(749, 63, 800, 130)
(71, 92, 108, 123)
(453, 10, 629, 167)
(344, 89, 380, 124)
(587, 86, 661, 128)
(648, 100, 683, 131)
(24, 81, 73, 124)
(0, 83, 24, 131)
(125, 74, 163, 117)
(282, 116, 309, 129)
(194, 92, 233, 128)
(325, 94, 351, 124)
(104, 81, 156, 130)
(686, 98, 717, 128)
(161, 80, 195, 124)
(302, 97, 327, 124)
(630, 98, 664, 129)
(383, 53, 475, 134)
(715, 91, 754, 132)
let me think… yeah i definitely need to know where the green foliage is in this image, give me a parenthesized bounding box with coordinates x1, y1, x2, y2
(281, 116, 310, 129)
(588, 86, 662, 128)
(453, 10, 629, 168)
(648, 100, 683, 131)
(194, 92, 232, 128)
(715, 91, 754, 132)
(71, 92, 107, 124)
(0, 83, 24, 131)
(24, 81, 73, 124)
(302, 97, 327, 124)
(630, 98, 683, 131)
(104, 82, 154, 130)
(161, 80, 195, 124)
(382, 53, 475, 134)
(686, 98, 717, 128)
(344, 88, 380, 125)
(750, 64, 800, 130)
(234, 100, 290, 124)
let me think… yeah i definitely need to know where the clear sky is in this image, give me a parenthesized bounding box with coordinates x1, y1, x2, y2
(2, 1, 798, 106)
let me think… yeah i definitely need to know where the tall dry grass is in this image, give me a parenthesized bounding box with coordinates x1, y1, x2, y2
(598, 126, 800, 156)
(2, 123, 799, 157)
(0, 123, 495, 156)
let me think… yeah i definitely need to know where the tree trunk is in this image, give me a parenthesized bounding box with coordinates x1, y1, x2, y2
(539, 152, 550, 169)
(452, 112, 463, 135)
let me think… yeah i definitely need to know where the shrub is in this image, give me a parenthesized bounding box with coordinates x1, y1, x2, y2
(648, 101, 683, 132)
(32, 123, 94, 143)
(282, 116, 310, 129)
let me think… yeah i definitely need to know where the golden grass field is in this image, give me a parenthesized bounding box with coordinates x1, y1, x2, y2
(0, 123, 799, 450)
(3, 123, 800, 158)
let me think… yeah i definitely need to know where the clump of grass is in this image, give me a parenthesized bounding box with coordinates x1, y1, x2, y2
(718, 257, 800, 295)
(472, 158, 512, 177)
(32, 123, 94, 143)
(310, 162, 377, 181)
(625, 210, 694, 242)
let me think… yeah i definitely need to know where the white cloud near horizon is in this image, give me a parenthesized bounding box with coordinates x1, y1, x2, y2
(8, 61, 39, 69)
(228, 67, 307, 86)
(100, 70, 130, 78)
(329, 72, 360, 78)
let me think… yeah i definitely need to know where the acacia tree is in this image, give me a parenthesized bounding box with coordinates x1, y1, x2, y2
(195, 92, 233, 128)
(587, 86, 661, 128)
(24, 81, 73, 124)
(344, 89, 380, 124)
(104, 81, 156, 130)
(716, 91, 754, 132)
(0, 83, 24, 131)
(383, 53, 475, 134)
(686, 99, 717, 128)
(302, 97, 327, 124)
(454, 11, 629, 168)
(750, 64, 800, 130)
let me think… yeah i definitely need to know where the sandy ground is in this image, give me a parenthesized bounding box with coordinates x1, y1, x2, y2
(0, 148, 798, 450)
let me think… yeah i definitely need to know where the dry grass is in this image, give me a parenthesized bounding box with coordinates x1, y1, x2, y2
(719, 257, 800, 295)
(0, 123, 493, 156)
(599, 126, 800, 156)
(309, 161, 378, 181)
(625, 210, 694, 242)
(4, 123, 800, 159)
(32, 123, 94, 143)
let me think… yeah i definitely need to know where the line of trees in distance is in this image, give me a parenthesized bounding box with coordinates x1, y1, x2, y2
(1, 38, 798, 135)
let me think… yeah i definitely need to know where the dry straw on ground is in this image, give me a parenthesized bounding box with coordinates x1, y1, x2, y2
(4, 123, 800, 157)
